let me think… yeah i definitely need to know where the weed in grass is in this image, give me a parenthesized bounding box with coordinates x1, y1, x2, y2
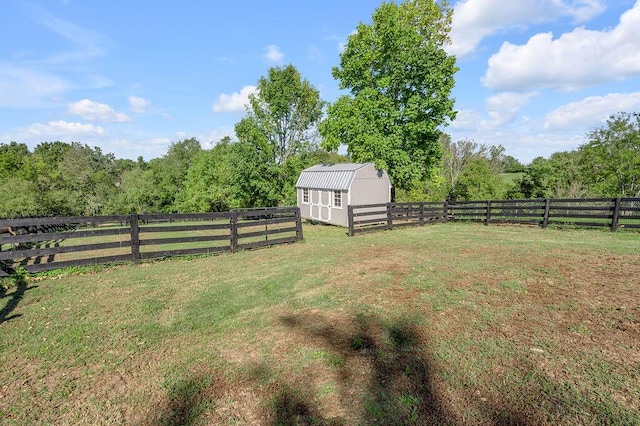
(319, 384, 335, 395)
(500, 279, 526, 293)
(569, 322, 591, 335)
(311, 350, 328, 360)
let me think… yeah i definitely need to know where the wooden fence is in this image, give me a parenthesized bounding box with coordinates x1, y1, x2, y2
(348, 197, 640, 236)
(0, 207, 302, 277)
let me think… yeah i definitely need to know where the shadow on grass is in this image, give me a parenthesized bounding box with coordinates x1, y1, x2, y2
(279, 312, 454, 425)
(154, 373, 218, 426)
(0, 268, 37, 324)
(147, 311, 639, 425)
(268, 384, 344, 426)
(275, 312, 591, 425)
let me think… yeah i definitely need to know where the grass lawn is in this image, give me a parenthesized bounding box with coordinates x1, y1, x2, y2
(1, 223, 639, 425)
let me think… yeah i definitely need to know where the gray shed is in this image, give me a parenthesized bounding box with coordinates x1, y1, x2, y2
(296, 162, 391, 227)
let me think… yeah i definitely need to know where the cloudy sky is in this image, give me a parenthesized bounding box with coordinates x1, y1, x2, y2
(2, 0, 640, 163)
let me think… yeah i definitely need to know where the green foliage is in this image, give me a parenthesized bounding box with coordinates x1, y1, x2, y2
(452, 158, 508, 200)
(232, 65, 325, 207)
(108, 166, 159, 214)
(236, 64, 324, 167)
(320, 0, 457, 190)
(0, 142, 30, 180)
(580, 112, 640, 197)
(0, 177, 42, 218)
(0, 141, 122, 217)
(408, 136, 516, 202)
(177, 139, 241, 212)
(0, 267, 28, 294)
(511, 151, 589, 199)
(150, 138, 202, 213)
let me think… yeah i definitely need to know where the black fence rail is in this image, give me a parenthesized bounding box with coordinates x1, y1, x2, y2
(348, 202, 447, 236)
(0, 207, 302, 277)
(348, 198, 640, 236)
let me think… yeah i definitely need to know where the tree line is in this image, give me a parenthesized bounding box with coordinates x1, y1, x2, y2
(1, 0, 638, 219)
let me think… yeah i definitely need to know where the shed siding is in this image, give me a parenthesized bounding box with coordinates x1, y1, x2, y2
(296, 162, 391, 227)
(350, 165, 391, 206)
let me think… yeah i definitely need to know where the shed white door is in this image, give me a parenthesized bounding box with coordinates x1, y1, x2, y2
(310, 190, 331, 222)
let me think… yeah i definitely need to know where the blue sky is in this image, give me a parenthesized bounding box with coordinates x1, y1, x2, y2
(2, 0, 640, 163)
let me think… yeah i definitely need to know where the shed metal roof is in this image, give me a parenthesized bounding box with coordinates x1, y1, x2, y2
(295, 163, 371, 191)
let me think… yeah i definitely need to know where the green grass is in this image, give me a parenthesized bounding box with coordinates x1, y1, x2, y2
(1, 222, 639, 424)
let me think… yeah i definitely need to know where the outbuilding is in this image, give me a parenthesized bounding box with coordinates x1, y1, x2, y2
(296, 162, 392, 227)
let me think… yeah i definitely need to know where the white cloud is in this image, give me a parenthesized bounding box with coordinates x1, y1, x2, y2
(128, 96, 151, 113)
(485, 91, 537, 126)
(68, 99, 131, 122)
(212, 85, 257, 113)
(447, 92, 640, 163)
(449, 109, 483, 131)
(449, 0, 606, 59)
(35, 9, 107, 64)
(25, 120, 106, 137)
(264, 44, 284, 64)
(0, 64, 69, 107)
(483, 2, 640, 91)
(543, 92, 640, 130)
(0, 10, 112, 108)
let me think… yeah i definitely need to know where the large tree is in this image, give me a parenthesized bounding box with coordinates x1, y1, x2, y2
(320, 0, 457, 190)
(235, 64, 325, 167)
(234, 65, 324, 206)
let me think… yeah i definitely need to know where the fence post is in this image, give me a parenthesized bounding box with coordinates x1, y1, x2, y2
(611, 197, 621, 232)
(542, 198, 551, 228)
(130, 214, 140, 262)
(443, 200, 449, 223)
(230, 210, 238, 253)
(485, 201, 492, 226)
(387, 202, 393, 230)
(295, 207, 304, 241)
(419, 202, 425, 226)
(264, 216, 269, 241)
(347, 205, 355, 237)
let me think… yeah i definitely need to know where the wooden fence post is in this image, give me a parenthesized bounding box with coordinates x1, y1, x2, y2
(542, 198, 551, 228)
(443, 201, 449, 223)
(485, 201, 492, 226)
(419, 202, 425, 226)
(611, 197, 621, 232)
(387, 203, 393, 230)
(264, 216, 269, 241)
(130, 214, 140, 261)
(347, 205, 355, 237)
(295, 207, 304, 241)
(230, 210, 238, 253)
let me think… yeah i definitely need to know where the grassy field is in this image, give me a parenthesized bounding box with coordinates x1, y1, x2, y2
(1, 223, 639, 425)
